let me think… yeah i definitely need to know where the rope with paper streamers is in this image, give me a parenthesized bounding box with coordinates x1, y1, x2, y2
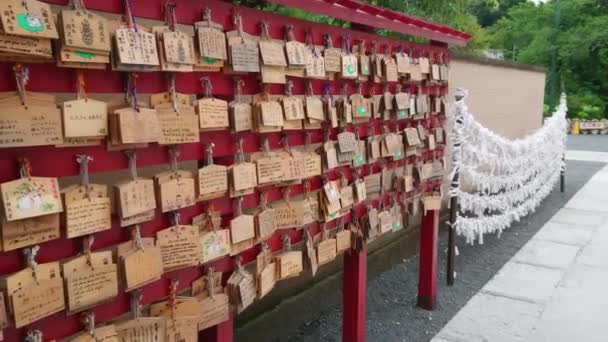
(449, 89, 567, 244)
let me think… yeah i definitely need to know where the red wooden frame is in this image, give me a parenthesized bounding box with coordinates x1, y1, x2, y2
(0, 0, 452, 340)
(265, 0, 472, 46)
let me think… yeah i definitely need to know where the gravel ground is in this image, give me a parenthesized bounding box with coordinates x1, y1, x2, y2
(285, 158, 604, 342)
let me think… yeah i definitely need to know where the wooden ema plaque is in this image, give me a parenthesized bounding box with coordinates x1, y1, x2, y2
(198, 164, 228, 200)
(277, 250, 303, 280)
(198, 98, 229, 130)
(155, 104, 200, 145)
(199, 229, 230, 264)
(115, 317, 166, 342)
(4, 261, 65, 328)
(156, 225, 200, 272)
(155, 171, 196, 213)
(195, 21, 227, 61)
(0, 104, 63, 148)
(62, 251, 118, 314)
(62, 184, 111, 239)
(62, 98, 108, 138)
(0, 0, 59, 39)
(70, 325, 119, 342)
(0, 30, 52, 58)
(60, 9, 111, 52)
(1, 213, 60, 251)
(121, 245, 163, 291)
(113, 107, 161, 144)
(150, 297, 199, 342)
(1, 176, 62, 221)
(197, 292, 230, 331)
(115, 178, 156, 219)
(115, 27, 160, 66)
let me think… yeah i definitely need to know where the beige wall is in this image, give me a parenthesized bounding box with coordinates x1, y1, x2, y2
(449, 59, 546, 139)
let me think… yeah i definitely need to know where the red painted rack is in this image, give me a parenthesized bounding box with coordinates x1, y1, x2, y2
(0, 1, 469, 341)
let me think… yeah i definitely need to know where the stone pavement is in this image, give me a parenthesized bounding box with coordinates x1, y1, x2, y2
(432, 150, 608, 342)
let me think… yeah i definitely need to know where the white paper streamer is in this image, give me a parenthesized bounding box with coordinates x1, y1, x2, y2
(449, 91, 567, 244)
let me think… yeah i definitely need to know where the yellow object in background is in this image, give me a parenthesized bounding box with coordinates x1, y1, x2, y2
(571, 119, 580, 135)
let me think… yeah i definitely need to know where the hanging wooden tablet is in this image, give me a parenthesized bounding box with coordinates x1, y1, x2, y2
(227, 259, 257, 313)
(334, 219, 351, 253)
(284, 24, 306, 68)
(282, 80, 305, 124)
(341, 35, 358, 79)
(60, 7, 111, 53)
(228, 139, 257, 198)
(370, 42, 383, 82)
(440, 55, 449, 81)
(304, 229, 318, 276)
(62, 78, 108, 138)
(365, 172, 381, 196)
(258, 21, 287, 67)
(155, 147, 196, 213)
(1, 212, 59, 251)
(409, 57, 424, 82)
(63, 243, 118, 314)
(115, 150, 157, 223)
(121, 226, 164, 291)
(229, 197, 255, 245)
(113, 105, 161, 144)
(323, 33, 342, 73)
(316, 229, 337, 266)
(155, 102, 200, 145)
(195, 8, 227, 62)
(419, 53, 431, 74)
(115, 27, 160, 67)
(351, 82, 371, 119)
(198, 76, 229, 131)
(258, 260, 276, 299)
(404, 127, 422, 147)
(304, 81, 324, 123)
(337, 130, 357, 154)
(156, 223, 200, 272)
(276, 235, 303, 280)
(0, 0, 58, 39)
(229, 78, 253, 132)
(383, 55, 399, 82)
(196, 269, 230, 331)
(228, 14, 260, 73)
(198, 143, 228, 201)
(302, 188, 320, 226)
(256, 192, 277, 241)
(150, 282, 199, 342)
(63, 155, 111, 239)
(272, 188, 306, 229)
(257, 95, 284, 130)
(162, 28, 194, 67)
(1, 159, 62, 222)
(115, 292, 167, 342)
(396, 47, 411, 74)
(70, 313, 119, 342)
(358, 40, 371, 76)
(3, 247, 65, 328)
(324, 140, 339, 171)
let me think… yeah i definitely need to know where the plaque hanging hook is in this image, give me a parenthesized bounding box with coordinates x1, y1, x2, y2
(13, 64, 29, 106)
(281, 234, 292, 252)
(83, 235, 95, 269)
(18, 157, 32, 179)
(130, 289, 143, 318)
(23, 245, 40, 284)
(124, 150, 138, 180)
(131, 225, 144, 251)
(200, 76, 213, 99)
(205, 143, 215, 167)
(25, 330, 42, 342)
(76, 154, 93, 200)
(82, 311, 96, 337)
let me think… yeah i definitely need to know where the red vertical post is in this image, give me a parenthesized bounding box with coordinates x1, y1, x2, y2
(199, 318, 233, 342)
(417, 209, 439, 310)
(342, 244, 367, 342)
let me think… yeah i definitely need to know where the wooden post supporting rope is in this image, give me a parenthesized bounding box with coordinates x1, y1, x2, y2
(417, 209, 439, 310)
(560, 153, 565, 193)
(446, 90, 465, 286)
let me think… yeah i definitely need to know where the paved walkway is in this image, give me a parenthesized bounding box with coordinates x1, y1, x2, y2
(432, 150, 608, 342)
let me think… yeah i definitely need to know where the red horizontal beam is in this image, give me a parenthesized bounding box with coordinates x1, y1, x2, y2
(265, 0, 471, 46)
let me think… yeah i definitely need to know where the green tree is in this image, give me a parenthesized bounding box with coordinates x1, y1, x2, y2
(486, 0, 608, 118)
